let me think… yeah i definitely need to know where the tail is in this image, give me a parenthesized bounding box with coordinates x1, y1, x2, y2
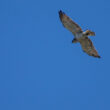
(84, 30, 95, 36)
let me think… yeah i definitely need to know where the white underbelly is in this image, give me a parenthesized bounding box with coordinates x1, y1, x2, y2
(75, 33, 83, 39)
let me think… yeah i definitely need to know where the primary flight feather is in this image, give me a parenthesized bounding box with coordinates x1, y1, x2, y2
(59, 10, 100, 58)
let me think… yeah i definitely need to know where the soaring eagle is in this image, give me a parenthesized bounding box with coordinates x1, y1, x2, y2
(59, 10, 100, 58)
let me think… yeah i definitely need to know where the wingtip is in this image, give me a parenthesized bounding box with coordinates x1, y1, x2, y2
(59, 10, 64, 20)
(58, 10, 65, 15)
(97, 56, 101, 58)
(59, 10, 62, 13)
(91, 54, 101, 58)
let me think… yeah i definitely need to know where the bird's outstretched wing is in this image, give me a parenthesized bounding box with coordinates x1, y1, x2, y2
(59, 10, 83, 36)
(79, 37, 100, 58)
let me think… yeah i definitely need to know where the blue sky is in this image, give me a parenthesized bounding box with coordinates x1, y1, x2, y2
(0, 0, 110, 110)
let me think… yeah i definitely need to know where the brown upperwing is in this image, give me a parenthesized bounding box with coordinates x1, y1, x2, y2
(59, 10, 83, 36)
(79, 37, 100, 58)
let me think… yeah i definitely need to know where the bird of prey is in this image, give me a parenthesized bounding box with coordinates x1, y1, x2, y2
(59, 10, 100, 58)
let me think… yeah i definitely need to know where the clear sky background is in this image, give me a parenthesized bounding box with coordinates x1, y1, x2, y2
(0, 0, 110, 110)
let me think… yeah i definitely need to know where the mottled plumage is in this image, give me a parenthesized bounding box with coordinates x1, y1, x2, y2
(59, 10, 100, 58)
